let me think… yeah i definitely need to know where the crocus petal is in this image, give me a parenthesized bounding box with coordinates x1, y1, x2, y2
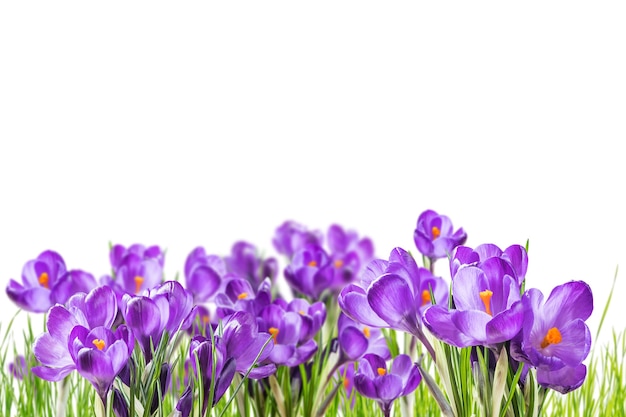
(83, 285, 118, 329)
(543, 281, 593, 326)
(537, 364, 587, 394)
(6, 284, 52, 313)
(423, 306, 481, 348)
(31, 364, 75, 381)
(367, 274, 418, 334)
(338, 284, 388, 328)
(339, 326, 368, 361)
(485, 301, 524, 344)
(541, 319, 591, 367)
(451, 267, 490, 312)
(187, 265, 221, 302)
(33, 333, 74, 368)
(451, 310, 490, 344)
(374, 374, 403, 402)
(354, 374, 377, 399)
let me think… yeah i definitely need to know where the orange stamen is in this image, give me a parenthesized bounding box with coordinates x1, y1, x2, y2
(299, 310, 306, 316)
(421, 289, 432, 306)
(92, 339, 106, 351)
(479, 290, 493, 316)
(202, 315, 210, 325)
(334, 259, 344, 268)
(269, 327, 279, 344)
(237, 292, 248, 300)
(308, 260, 318, 267)
(431, 226, 441, 239)
(343, 377, 350, 389)
(134, 276, 144, 294)
(377, 368, 386, 376)
(540, 327, 563, 348)
(38, 272, 50, 289)
(363, 326, 371, 339)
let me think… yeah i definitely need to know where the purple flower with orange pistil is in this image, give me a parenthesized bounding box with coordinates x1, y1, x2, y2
(224, 241, 278, 288)
(215, 277, 272, 319)
(272, 220, 323, 259)
(413, 209, 467, 267)
(423, 257, 524, 348)
(32, 285, 119, 381)
(6, 250, 97, 313)
(68, 324, 134, 403)
(353, 353, 421, 417)
(326, 224, 375, 290)
(511, 281, 593, 393)
(337, 313, 390, 364)
(338, 247, 448, 359)
(450, 243, 528, 285)
(110, 243, 164, 271)
(103, 251, 163, 300)
(283, 244, 334, 300)
(184, 246, 228, 303)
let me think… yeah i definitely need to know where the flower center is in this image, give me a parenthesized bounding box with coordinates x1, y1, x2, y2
(377, 368, 386, 376)
(298, 310, 306, 315)
(362, 326, 371, 339)
(334, 259, 344, 268)
(237, 292, 248, 300)
(431, 226, 441, 240)
(479, 290, 493, 316)
(540, 327, 562, 348)
(421, 289, 432, 306)
(307, 260, 318, 267)
(269, 327, 279, 344)
(38, 272, 50, 289)
(134, 276, 144, 294)
(202, 315, 210, 325)
(92, 339, 106, 351)
(343, 377, 350, 389)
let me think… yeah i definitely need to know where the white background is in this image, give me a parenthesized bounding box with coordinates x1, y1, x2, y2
(1, 2, 624, 353)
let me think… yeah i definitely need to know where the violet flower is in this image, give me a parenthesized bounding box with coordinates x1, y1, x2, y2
(32, 285, 119, 381)
(6, 250, 96, 313)
(121, 281, 195, 362)
(353, 353, 421, 417)
(184, 246, 227, 303)
(68, 324, 134, 403)
(105, 252, 163, 298)
(272, 220, 323, 259)
(450, 243, 528, 285)
(413, 209, 467, 266)
(110, 243, 164, 271)
(283, 244, 334, 300)
(423, 257, 524, 348)
(338, 247, 448, 359)
(326, 224, 375, 290)
(510, 281, 593, 393)
(219, 311, 276, 379)
(215, 277, 272, 319)
(224, 241, 278, 288)
(8, 355, 28, 380)
(337, 313, 390, 364)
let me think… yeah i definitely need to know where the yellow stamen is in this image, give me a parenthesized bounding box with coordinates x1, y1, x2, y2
(421, 289, 432, 306)
(479, 290, 493, 316)
(431, 226, 441, 239)
(334, 259, 344, 268)
(92, 339, 106, 351)
(38, 272, 50, 289)
(540, 327, 563, 348)
(134, 276, 144, 294)
(269, 327, 279, 344)
(237, 292, 248, 300)
(363, 326, 371, 339)
(308, 260, 318, 267)
(299, 310, 306, 316)
(377, 368, 386, 376)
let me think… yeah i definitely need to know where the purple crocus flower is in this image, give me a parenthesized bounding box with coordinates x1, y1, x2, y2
(8, 355, 28, 380)
(105, 252, 163, 298)
(337, 313, 390, 363)
(423, 257, 524, 348)
(184, 246, 227, 303)
(6, 250, 97, 313)
(272, 220, 323, 259)
(258, 299, 319, 367)
(219, 311, 276, 379)
(121, 281, 196, 362)
(283, 244, 334, 300)
(177, 336, 236, 415)
(326, 224, 375, 290)
(214, 277, 272, 319)
(224, 241, 278, 288)
(110, 243, 164, 271)
(413, 209, 467, 264)
(510, 281, 593, 393)
(338, 247, 448, 359)
(32, 285, 119, 381)
(353, 353, 421, 417)
(68, 324, 134, 403)
(450, 243, 528, 285)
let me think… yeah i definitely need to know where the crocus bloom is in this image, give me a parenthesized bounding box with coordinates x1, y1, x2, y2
(224, 241, 278, 288)
(32, 285, 119, 381)
(6, 250, 96, 313)
(450, 243, 528, 285)
(423, 257, 524, 348)
(8, 355, 28, 380)
(214, 277, 272, 319)
(326, 224, 375, 290)
(510, 281, 593, 393)
(283, 244, 334, 300)
(413, 209, 467, 262)
(338, 247, 448, 359)
(68, 324, 134, 403)
(105, 252, 163, 298)
(184, 246, 228, 303)
(353, 353, 421, 417)
(121, 281, 196, 362)
(110, 243, 164, 271)
(337, 313, 390, 363)
(219, 311, 276, 379)
(272, 220, 323, 259)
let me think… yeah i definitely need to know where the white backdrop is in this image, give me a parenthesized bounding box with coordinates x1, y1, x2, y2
(1, 1, 624, 352)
